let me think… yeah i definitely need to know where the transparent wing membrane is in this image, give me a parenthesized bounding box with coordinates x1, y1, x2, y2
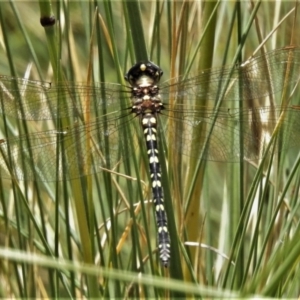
(0, 46, 299, 181)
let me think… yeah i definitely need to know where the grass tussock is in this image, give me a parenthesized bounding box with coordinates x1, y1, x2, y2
(0, 1, 299, 298)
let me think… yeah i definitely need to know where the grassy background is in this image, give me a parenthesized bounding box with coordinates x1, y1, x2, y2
(0, 0, 300, 298)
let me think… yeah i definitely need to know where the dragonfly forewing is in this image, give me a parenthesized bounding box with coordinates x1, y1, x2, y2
(0, 46, 299, 181)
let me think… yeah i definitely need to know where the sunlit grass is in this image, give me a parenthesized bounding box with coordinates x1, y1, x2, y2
(0, 0, 299, 298)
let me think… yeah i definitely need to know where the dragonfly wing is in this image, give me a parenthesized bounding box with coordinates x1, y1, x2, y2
(0, 112, 138, 181)
(0, 77, 128, 120)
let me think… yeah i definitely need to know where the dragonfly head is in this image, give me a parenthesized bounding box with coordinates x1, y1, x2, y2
(125, 61, 163, 87)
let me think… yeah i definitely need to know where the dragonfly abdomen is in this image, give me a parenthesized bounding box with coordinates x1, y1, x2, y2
(142, 113, 170, 267)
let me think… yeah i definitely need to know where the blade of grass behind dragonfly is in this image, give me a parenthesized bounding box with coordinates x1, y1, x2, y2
(39, 2, 71, 296)
(220, 70, 298, 291)
(138, 1, 185, 280)
(84, 3, 118, 282)
(159, 1, 218, 279)
(97, 3, 139, 278)
(160, 1, 189, 279)
(81, 2, 98, 274)
(126, 1, 185, 282)
(0, 5, 59, 296)
(149, 0, 163, 63)
(9, 1, 44, 80)
(240, 140, 275, 288)
(245, 44, 300, 292)
(145, 4, 176, 275)
(3, 0, 50, 231)
(177, 1, 218, 276)
(122, 1, 159, 275)
(219, 111, 284, 289)
(57, 2, 95, 297)
(156, 1, 203, 278)
(233, 9, 290, 291)
(224, 9, 299, 290)
(145, 1, 164, 272)
(251, 155, 300, 296)
(227, 3, 293, 289)
(201, 3, 238, 284)
(53, 2, 84, 296)
(92, 4, 117, 277)
(72, 3, 104, 297)
(227, 135, 300, 295)
(124, 0, 147, 62)
(228, 2, 245, 289)
(185, 2, 261, 275)
(0, 3, 78, 296)
(231, 4, 281, 289)
(41, 2, 100, 296)
(97, 2, 126, 281)
(74, 3, 98, 269)
(87, 2, 138, 293)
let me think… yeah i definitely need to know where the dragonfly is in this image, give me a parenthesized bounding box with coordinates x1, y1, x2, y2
(0, 45, 300, 267)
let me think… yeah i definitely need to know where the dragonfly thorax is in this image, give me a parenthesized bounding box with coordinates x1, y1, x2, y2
(131, 84, 164, 116)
